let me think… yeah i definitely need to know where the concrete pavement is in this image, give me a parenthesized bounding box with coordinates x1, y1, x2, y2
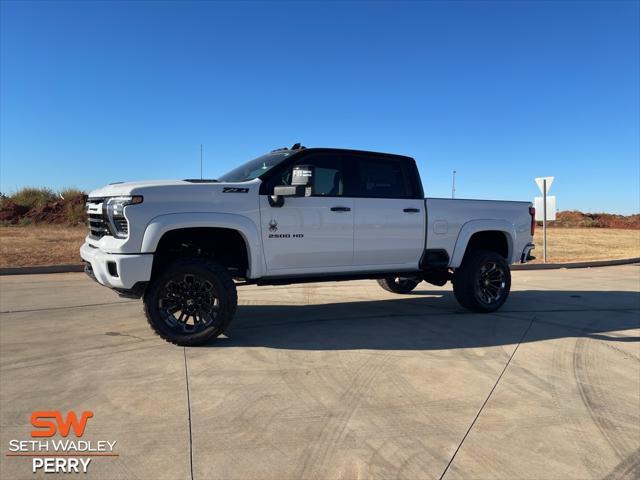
(0, 265, 638, 479)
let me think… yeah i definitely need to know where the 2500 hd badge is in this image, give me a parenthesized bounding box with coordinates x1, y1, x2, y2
(267, 219, 303, 238)
(268, 233, 304, 238)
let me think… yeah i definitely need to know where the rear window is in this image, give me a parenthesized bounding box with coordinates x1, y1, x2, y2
(353, 155, 414, 198)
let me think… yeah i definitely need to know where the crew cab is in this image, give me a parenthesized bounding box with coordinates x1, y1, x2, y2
(81, 145, 535, 346)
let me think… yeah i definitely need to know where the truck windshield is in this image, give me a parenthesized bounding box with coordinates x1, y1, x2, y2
(218, 152, 292, 182)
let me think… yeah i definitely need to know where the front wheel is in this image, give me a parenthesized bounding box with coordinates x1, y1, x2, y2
(143, 258, 237, 346)
(452, 250, 511, 313)
(377, 276, 420, 294)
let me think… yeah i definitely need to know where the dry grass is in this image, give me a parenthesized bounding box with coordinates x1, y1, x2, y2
(0, 225, 638, 268)
(0, 225, 86, 267)
(532, 228, 640, 263)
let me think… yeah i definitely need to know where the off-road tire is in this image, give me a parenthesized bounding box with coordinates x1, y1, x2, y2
(452, 249, 511, 313)
(377, 276, 420, 294)
(143, 257, 237, 346)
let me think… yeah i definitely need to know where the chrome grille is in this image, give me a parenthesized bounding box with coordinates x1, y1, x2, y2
(88, 213, 110, 239)
(86, 197, 109, 240)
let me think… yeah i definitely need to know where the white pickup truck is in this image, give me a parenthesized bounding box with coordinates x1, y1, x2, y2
(81, 145, 535, 346)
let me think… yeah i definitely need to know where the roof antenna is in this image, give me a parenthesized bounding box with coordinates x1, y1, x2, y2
(451, 170, 456, 199)
(200, 144, 203, 180)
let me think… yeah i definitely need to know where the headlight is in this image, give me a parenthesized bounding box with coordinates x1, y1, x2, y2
(104, 196, 143, 238)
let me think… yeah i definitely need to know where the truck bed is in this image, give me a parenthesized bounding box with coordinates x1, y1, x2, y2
(425, 197, 533, 267)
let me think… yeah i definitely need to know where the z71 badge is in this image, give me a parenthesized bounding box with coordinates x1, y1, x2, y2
(222, 187, 249, 193)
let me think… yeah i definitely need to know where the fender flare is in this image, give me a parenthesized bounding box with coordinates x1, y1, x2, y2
(141, 212, 264, 278)
(449, 219, 516, 268)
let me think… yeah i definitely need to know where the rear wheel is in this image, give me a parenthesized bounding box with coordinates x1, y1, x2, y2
(143, 258, 237, 346)
(377, 276, 420, 294)
(452, 250, 511, 312)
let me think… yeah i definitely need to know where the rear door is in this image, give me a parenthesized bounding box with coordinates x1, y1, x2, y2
(350, 153, 425, 267)
(259, 152, 354, 274)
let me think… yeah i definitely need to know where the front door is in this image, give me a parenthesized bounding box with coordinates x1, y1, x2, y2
(259, 152, 354, 275)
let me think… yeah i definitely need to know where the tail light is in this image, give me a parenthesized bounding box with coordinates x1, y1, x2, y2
(529, 206, 536, 235)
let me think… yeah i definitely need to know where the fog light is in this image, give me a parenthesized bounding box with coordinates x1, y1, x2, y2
(107, 261, 118, 277)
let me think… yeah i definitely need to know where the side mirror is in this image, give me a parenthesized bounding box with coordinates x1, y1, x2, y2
(273, 185, 306, 197)
(269, 165, 314, 207)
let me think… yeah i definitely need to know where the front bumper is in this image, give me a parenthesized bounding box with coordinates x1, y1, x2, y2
(80, 242, 153, 290)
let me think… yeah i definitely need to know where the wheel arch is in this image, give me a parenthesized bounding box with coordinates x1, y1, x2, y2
(141, 213, 264, 278)
(450, 220, 516, 268)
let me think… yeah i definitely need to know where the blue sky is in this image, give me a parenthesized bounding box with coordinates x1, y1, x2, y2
(1, 1, 638, 214)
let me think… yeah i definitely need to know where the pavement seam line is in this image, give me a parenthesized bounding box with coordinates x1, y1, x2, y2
(0, 300, 137, 314)
(438, 315, 537, 480)
(183, 347, 195, 480)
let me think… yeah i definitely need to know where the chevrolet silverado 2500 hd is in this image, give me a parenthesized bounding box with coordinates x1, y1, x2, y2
(81, 145, 535, 346)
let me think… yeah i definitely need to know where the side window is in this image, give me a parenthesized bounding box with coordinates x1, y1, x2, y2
(264, 154, 345, 196)
(354, 156, 413, 198)
(310, 157, 343, 196)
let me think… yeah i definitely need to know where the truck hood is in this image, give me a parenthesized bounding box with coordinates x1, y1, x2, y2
(88, 180, 197, 198)
(88, 179, 260, 198)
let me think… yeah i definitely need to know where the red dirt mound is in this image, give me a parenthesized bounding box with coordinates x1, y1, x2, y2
(0, 199, 30, 222)
(0, 193, 87, 225)
(545, 211, 640, 229)
(24, 200, 66, 223)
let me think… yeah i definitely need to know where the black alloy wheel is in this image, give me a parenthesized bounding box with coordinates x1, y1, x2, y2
(452, 249, 511, 313)
(158, 273, 219, 334)
(143, 258, 237, 346)
(475, 260, 507, 305)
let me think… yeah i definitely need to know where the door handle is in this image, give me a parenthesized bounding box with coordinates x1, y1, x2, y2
(330, 206, 351, 212)
(403, 208, 420, 213)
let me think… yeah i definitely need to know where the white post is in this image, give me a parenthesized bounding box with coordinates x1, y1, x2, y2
(543, 179, 547, 263)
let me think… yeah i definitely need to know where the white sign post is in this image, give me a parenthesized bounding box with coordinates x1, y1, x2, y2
(534, 176, 555, 263)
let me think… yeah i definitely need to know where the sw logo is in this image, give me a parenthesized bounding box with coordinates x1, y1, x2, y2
(31, 410, 93, 437)
(6, 410, 117, 474)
